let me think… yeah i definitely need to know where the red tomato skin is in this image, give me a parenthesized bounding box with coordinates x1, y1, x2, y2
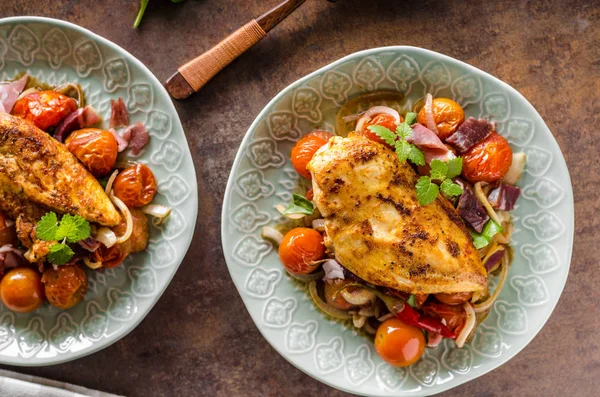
(290, 131, 333, 179)
(375, 318, 425, 367)
(65, 128, 118, 177)
(360, 114, 402, 147)
(278, 228, 325, 274)
(12, 91, 77, 131)
(462, 132, 513, 183)
(112, 164, 157, 208)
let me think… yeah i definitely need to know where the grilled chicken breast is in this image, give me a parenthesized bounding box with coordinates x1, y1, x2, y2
(0, 113, 120, 226)
(0, 113, 121, 261)
(307, 134, 487, 294)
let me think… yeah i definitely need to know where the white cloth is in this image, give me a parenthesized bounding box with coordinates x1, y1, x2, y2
(0, 369, 124, 397)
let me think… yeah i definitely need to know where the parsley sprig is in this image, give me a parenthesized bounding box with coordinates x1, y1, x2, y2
(367, 112, 425, 166)
(36, 212, 91, 265)
(415, 158, 464, 206)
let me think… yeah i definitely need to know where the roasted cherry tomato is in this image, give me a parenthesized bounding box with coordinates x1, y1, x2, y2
(0, 267, 45, 313)
(421, 302, 467, 336)
(290, 131, 333, 179)
(278, 227, 325, 275)
(65, 128, 118, 177)
(323, 279, 354, 310)
(417, 97, 465, 139)
(12, 90, 77, 131)
(462, 132, 512, 183)
(93, 243, 128, 268)
(113, 209, 149, 254)
(112, 164, 157, 207)
(41, 265, 87, 309)
(0, 211, 17, 247)
(435, 291, 473, 305)
(375, 317, 425, 367)
(361, 113, 401, 147)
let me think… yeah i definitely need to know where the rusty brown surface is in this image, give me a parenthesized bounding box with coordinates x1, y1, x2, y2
(0, 0, 599, 396)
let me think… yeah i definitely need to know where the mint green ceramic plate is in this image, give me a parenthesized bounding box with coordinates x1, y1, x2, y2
(221, 47, 574, 395)
(0, 17, 197, 365)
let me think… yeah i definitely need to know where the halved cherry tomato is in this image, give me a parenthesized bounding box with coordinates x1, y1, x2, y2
(375, 317, 425, 367)
(290, 130, 333, 179)
(278, 227, 325, 275)
(323, 279, 354, 310)
(417, 97, 464, 139)
(12, 90, 77, 131)
(65, 128, 118, 177)
(93, 243, 128, 268)
(0, 211, 17, 247)
(360, 113, 402, 147)
(112, 164, 157, 207)
(42, 265, 87, 309)
(462, 132, 512, 183)
(421, 302, 467, 336)
(0, 267, 45, 313)
(435, 291, 473, 305)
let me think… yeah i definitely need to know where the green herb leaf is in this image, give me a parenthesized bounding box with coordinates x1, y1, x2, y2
(55, 214, 91, 243)
(446, 157, 463, 179)
(283, 193, 315, 216)
(407, 294, 417, 308)
(416, 176, 439, 205)
(36, 212, 59, 241)
(396, 122, 413, 140)
(429, 159, 448, 181)
(404, 112, 417, 126)
(47, 243, 74, 265)
(470, 220, 504, 249)
(394, 140, 412, 162)
(407, 144, 425, 166)
(440, 179, 464, 198)
(367, 125, 397, 147)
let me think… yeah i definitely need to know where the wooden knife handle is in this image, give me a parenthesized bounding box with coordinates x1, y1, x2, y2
(165, 0, 306, 100)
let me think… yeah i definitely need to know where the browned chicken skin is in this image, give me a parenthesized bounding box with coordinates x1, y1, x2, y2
(308, 134, 487, 295)
(0, 113, 120, 262)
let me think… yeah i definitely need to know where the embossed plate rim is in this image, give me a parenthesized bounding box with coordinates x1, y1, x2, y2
(221, 46, 574, 396)
(0, 16, 198, 366)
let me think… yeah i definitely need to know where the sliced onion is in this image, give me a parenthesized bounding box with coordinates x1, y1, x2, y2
(286, 270, 324, 282)
(353, 314, 366, 328)
(323, 259, 344, 280)
(109, 190, 133, 243)
(474, 182, 502, 225)
(4, 218, 15, 228)
(358, 306, 376, 317)
(502, 152, 526, 185)
(363, 320, 378, 335)
(0, 244, 15, 253)
(377, 313, 394, 322)
(312, 219, 325, 232)
(105, 169, 119, 195)
(261, 226, 284, 245)
(427, 331, 443, 348)
(340, 288, 377, 306)
(96, 227, 117, 248)
(308, 281, 352, 320)
(474, 254, 509, 312)
(54, 83, 85, 107)
(355, 106, 401, 133)
(16, 87, 39, 101)
(342, 113, 361, 123)
(424, 93, 439, 135)
(83, 257, 103, 270)
(456, 303, 476, 348)
(275, 204, 305, 220)
(142, 204, 172, 225)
